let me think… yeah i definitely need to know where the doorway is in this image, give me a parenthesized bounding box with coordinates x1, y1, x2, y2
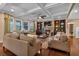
(69, 24, 73, 36)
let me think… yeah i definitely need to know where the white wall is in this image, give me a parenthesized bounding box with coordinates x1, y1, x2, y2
(67, 19, 79, 36)
(0, 13, 4, 43)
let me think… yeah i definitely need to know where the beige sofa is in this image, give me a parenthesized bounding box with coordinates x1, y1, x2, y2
(49, 40, 70, 52)
(49, 32, 70, 52)
(3, 32, 41, 56)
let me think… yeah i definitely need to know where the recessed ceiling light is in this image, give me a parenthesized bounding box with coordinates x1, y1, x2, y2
(74, 10, 78, 13)
(10, 9, 14, 12)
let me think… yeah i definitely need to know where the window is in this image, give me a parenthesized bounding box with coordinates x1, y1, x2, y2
(10, 17, 14, 32)
(16, 20, 21, 30)
(30, 22, 35, 32)
(23, 22, 28, 30)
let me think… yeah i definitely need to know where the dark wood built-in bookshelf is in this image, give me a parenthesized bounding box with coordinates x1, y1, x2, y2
(44, 21, 52, 26)
(36, 22, 42, 35)
(54, 20, 66, 35)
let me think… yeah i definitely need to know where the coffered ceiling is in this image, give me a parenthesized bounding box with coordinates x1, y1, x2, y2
(0, 3, 79, 21)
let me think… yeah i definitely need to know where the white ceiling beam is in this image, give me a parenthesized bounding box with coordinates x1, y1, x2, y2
(16, 7, 41, 17)
(37, 3, 64, 18)
(40, 3, 47, 7)
(45, 3, 64, 10)
(37, 3, 53, 18)
(0, 3, 7, 9)
(52, 11, 67, 16)
(17, 3, 60, 17)
(45, 3, 58, 7)
(67, 3, 75, 18)
(14, 4, 29, 12)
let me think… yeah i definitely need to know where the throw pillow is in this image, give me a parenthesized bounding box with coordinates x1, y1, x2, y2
(10, 32, 19, 39)
(20, 34, 34, 45)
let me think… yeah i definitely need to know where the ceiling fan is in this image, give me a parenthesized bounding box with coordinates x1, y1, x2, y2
(37, 15, 47, 19)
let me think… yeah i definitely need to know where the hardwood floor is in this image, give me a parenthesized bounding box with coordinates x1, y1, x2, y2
(0, 43, 16, 56)
(0, 43, 68, 56)
(35, 48, 69, 56)
(48, 48, 69, 56)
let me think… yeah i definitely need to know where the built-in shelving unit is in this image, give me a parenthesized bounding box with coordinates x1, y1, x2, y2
(54, 20, 66, 35)
(36, 22, 43, 35)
